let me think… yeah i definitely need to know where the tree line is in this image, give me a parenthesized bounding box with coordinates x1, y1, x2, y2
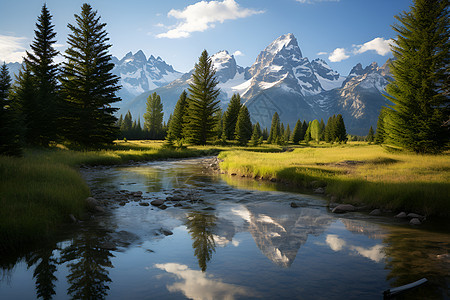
(0, 3, 121, 155)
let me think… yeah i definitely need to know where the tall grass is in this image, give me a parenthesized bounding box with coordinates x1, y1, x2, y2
(218, 144, 450, 216)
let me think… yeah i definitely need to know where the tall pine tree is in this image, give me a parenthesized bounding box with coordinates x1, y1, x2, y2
(291, 119, 303, 144)
(0, 63, 22, 156)
(234, 105, 252, 146)
(183, 50, 220, 145)
(61, 3, 120, 147)
(144, 92, 164, 139)
(267, 112, 280, 144)
(223, 93, 242, 140)
(166, 90, 188, 142)
(384, 0, 449, 153)
(21, 4, 60, 146)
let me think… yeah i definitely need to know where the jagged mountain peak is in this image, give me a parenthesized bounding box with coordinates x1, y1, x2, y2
(265, 33, 300, 56)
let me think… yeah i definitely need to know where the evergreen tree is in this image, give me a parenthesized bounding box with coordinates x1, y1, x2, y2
(319, 118, 325, 141)
(284, 124, 291, 142)
(262, 128, 269, 141)
(121, 111, 132, 133)
(280, 123, 285, 139)
(183, 50, 220, 145)
(267, 112, 280, 144)
(291, 119, 303, 144)
(0, 63, 22, 156)
(367, 126, 375, 143)
(144, 92, 164, 139)
(301, 120, 308, 141)
(223, 93, 242, 140)
(250, 122, 262, 146)
(21, 4, 60, 146)
(166, 90, 188, 142)
(384, 0, 449, 153)
(234, 105, 252, 146)
(61, 3, 120, 147)
(324, 115, 336, 143)
(335, 114, 347, 142)
(375, 107, 387, 144)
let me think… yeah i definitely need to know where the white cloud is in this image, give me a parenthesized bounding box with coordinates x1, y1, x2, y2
(354, 37, 392, 56)
(233, 50, 244, 56)
(155, 263, 253, 299)
(296, 0, 340, 4)
(155, 23, 166, 28)
(316, 51, 328, 56)
(326, 234, 346, 251)
(350, 244, 385, 263)
(0, 34, 28, 63)
(328, 47, 349, 62)
(156, 0, 264, 39)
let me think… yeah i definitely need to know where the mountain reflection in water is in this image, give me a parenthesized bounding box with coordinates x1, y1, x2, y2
(0, 158, 449, 300)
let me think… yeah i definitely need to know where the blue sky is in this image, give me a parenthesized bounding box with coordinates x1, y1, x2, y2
(0, 0, 412, 75)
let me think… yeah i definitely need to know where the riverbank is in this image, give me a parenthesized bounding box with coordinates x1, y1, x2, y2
(0, 141, 281, 252)
(218, 143, 450, 217)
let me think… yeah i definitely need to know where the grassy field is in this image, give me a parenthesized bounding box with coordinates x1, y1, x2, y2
(0, 140, 282, 251)
(218, 143, 450, 216)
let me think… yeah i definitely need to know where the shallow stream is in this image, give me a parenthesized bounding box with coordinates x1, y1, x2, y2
(1, 157, 449, 299)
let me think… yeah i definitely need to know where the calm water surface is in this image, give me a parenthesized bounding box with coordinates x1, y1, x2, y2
(1, 158, 449, 299)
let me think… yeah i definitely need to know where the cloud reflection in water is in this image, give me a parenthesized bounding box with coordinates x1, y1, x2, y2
(155, 263, 253, 300)
(325, 234, 385, 263)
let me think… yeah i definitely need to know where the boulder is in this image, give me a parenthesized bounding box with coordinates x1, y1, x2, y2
(410, 218, 421, 225)
(86, 197, 99, 210)
(314, 187, 325, 194)
(94, 206, 105, 213)
(132, 191, 143, 197)
(139, 202, 149, 206)
(151, 199, 165, 207)
(369, 209, 381, 216)
(332, 204, 356, 213)
(394, 212, 407, 218)
(407, 213, 425, 220)
(158, 204, 168, 210)
(160, 228, 173, 236)
(203, 207, 215, 211)
(290, 202, 299, 208)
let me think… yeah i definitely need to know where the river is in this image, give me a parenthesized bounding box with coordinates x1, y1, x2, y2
(1, 157, 449, 299)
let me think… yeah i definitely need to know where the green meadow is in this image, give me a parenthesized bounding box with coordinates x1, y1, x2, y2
(218, 143, 450, 216)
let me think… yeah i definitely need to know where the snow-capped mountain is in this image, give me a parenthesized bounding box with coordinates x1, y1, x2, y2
(120, 33, 391, 134)
(311, 60, 391, 135)
(121, 50, 250, 120)
(112, 50, 182, 111)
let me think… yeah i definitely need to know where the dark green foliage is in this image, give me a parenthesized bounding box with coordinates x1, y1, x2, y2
(144, 92, 164, 139)
(183, 50, 220, 145)
(20, 4, 60, 146)
(375, 107, 387, 144)
(335, 114, 347, 142)
(223, 93, 242, 140)
(250, 122, 262, 146)
(291, 119, 303, 144)
(262, 127, 269, 140)
(384, 0, 449, 153)
(166, 90, 188, 142)
(0, 64, 22, 156)
(185, 211, 216, 272)
(267, 112, 280, 144)
(284, 124, 291, 142)
(60, 3, 120, 147)
(323, 114, 347, 143)
(367, 126, 375, 143)
(301, 121, 308, 140)
(234, 105, 252, 146)
(319, 118, 325, 141)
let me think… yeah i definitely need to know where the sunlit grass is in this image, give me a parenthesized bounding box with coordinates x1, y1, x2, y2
(218, 143, 450, 216)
